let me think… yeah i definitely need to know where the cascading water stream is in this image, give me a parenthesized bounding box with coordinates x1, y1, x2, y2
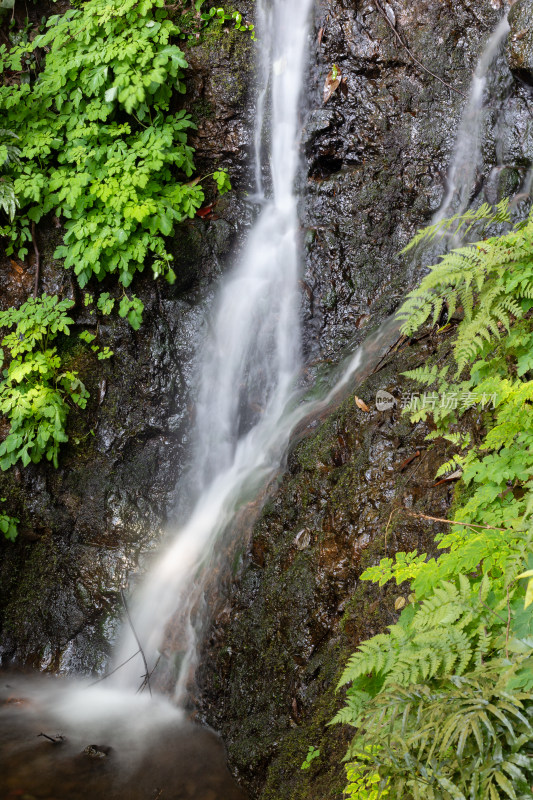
(112, 0, 314, 700)
(112, 7, 517, 704)
(433, 14, 510, 226)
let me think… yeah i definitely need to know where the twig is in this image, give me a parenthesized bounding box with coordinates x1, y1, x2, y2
(38, 732, 64, 744)
(31, 221, 40, 299)
(120, 588, 153, 698)
(373, 0, 467, 99)
(88, 649, 142, 687)
(406, 511, 506, 532)
(137, 654, 161, 695)
(384, 507, 396, 556)
(370, 333, 404, 376)
(506, 585, 511, 660)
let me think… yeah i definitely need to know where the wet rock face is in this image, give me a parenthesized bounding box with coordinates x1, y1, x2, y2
(198, 331, 462, 799)
(0, 19, 255, 671)
(507, 0, 533, 83)
(301, 0, 533, 359)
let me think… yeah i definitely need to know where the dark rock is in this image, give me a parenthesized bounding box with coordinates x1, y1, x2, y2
(300, 0, 533, 360)
(507, 0, 533, 83)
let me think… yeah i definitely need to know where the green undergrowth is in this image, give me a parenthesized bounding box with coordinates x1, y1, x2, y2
(0, 295, 91, 471)
(0, 0, 232, 292)
(331, 201, 533, 799)
(0, 0, 249, 475)
(0, 498, 18, 541)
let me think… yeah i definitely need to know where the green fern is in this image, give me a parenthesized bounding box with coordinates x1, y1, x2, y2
(0, 128, 20, 220)
(345, 659, 533, 800)
(337, 575, 496, 726)
(399, 204, 533, 373)
(334, 198, 533, 799)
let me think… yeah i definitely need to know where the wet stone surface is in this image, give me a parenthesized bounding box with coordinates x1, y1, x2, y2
(300, 0, 533, 359)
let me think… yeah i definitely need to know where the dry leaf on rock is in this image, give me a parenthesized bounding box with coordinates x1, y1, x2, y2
(323, 64, 341, 103)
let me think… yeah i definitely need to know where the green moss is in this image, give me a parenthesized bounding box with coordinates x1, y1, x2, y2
(189, 98, 215, 123)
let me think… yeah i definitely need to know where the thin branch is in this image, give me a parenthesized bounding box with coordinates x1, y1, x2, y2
(38, 732, 65, 744)
(137, 654, 161, 695)
(384, 507, 396, 556)
(373, 0, 467, 99)
(506, 585, 511, 660)
(31, 221, 40, 299)
(88, 648, 141, 687)
(406, 511, 507, 532)
(120, 588, 152, 697)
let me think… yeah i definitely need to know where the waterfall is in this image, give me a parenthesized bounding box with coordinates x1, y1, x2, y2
(112, 9, 516, 703)
(433, 15, 510, 225)
(3, 8, 526, 795)
(113, 0, 315, 700)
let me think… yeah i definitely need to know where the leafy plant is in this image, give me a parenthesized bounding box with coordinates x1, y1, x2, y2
(0, 128, 20, 221)
(79, 329, 113, 360)
(345, 660, 533, 800)
(345, 755, 387, 800)
(333, 201, 533, 798)
(398, 199, 530, 374)
(200, 5, 255, 38)
(118, 294, 144, 331)
(333, 574, 497, 727)
(0, 499, 18, 541)
(0, 0, 231, 287)
(301, 745, 320, 771)
(0, 295, 89, 469)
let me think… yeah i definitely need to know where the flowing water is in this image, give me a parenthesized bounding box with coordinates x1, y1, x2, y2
(433, 14, 510, 226)
(112, 0, 314, 700)
(113, 7, 516, 704)
(111, 0, 403, 701)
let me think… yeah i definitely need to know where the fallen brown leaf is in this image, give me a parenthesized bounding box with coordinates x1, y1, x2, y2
(433, 469, 462, 487)
(323, 64, 341, 104)
(354, 395, 370, 412)
(196, 204, 215, 218)
(9, 259, 23, 274)
(397, 451, 421, 471)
